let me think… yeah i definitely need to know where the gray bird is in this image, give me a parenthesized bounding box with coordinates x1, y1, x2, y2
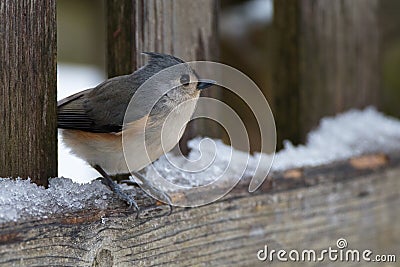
(58, 52, 215, 212)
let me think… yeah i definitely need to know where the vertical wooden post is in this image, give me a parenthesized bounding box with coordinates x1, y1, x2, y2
(271, 0, 300, 147)
(0, 1, 57, 186)
(272, 0, 381, 146)
(106, 0, 220, 152)
(106, 0, 134, 78)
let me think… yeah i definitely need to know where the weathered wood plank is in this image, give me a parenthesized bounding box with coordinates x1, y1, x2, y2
(272, 0, 381, 146)
(0, 0, 57, 186)
(0, 152, 399, 266)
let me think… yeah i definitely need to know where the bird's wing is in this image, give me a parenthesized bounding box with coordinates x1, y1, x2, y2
(58, 76, 144, 133)
(57, 88, 91, 107)
(57, 88, 100, 132)
(57, 52, 179, 133)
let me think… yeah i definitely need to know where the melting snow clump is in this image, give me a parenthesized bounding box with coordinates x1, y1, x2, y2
(146, 138, 254, 187)
(271, 107, 400, 171)
(0, 178, 111, 223)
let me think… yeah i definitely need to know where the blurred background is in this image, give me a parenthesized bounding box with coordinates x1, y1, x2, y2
(57, 0, 400, 180)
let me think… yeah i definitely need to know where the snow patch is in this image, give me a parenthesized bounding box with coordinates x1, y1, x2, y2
(272, 107, 400, 171)
(221, 0, 273, 37)
(0, 178, 111, 223)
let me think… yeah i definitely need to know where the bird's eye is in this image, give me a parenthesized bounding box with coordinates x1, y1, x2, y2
(180, 74, 190, 86)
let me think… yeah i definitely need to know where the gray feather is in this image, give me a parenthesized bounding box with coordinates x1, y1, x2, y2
(57, 52, 186, 133)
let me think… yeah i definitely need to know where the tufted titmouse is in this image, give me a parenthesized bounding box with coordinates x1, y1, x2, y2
(58, 52, 215, 211)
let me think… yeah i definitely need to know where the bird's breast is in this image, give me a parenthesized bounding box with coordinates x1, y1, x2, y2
(61, 97, 199, 174)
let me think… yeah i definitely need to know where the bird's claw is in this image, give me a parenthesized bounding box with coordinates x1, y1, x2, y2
(114, 186, 140, 218)
(130, 171, 173, 215)
(119, 191, 139, 211)
(98, 176, 140, 217)
(124, 195, 140, 219)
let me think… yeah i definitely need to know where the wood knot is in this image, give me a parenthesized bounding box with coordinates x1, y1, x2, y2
(92, 249, 114, 267)
(350, 153, 388, 170)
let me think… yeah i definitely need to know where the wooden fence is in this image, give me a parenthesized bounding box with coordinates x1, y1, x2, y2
(0, 0, 399, 266)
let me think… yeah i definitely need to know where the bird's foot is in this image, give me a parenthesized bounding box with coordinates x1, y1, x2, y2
(99, 177, 139, 212)
(93, 165, 140, 218)
(127, 172, 173, 215)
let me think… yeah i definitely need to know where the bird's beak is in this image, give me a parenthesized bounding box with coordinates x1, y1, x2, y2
(196, 79, 216, 90)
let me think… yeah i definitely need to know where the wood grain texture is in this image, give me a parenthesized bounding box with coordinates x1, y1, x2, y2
(0, 152, 399, 266)
(272, 0, 381, 146)
(271, 0, 300, 148)
(106, 0, 220, 153)
(0, 0, 57, 186)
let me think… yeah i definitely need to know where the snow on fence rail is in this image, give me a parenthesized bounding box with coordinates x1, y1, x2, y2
(0, 151, 399, 266)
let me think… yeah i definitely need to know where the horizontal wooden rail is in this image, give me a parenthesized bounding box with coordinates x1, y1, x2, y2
(0, 152, 399, 266)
